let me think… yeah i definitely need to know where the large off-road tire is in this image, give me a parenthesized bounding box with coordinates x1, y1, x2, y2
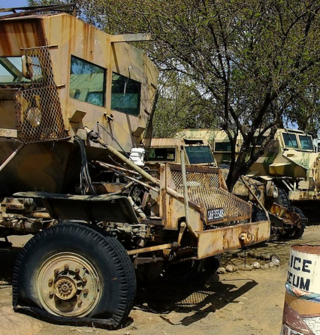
(13, 223, 136, 329)
(287, 206, 306, 239)
(252, 205, 268, 222)
(275, 188, 290, 207)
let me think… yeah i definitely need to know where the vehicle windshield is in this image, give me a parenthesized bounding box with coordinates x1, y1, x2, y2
(215, 141, 232, 152)
(282, 133, 299, 149)
(185, 146, 214, 164)
(0, 57, 31, 84)
(146, 148, 175, 161)
(299, 135, 314, 151)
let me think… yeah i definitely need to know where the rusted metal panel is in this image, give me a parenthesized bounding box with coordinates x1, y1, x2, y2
(40, 13, 158, 153)
(289, 190, 320, 201)
(0, 19, 45, 56)
(163, 195, 202, 231)
(270, 203, 308, 228)
(196, 220, 271, 259)
(110, 33, 152, 43)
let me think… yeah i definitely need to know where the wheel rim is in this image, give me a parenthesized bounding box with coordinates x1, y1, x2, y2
(37, 252, 102, 317)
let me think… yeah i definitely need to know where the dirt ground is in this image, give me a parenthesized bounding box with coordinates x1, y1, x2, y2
(1, 226, 320, 335)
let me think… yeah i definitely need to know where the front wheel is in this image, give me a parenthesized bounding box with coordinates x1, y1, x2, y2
(13, 223, 136, 328)
(286, 206, 306, 239)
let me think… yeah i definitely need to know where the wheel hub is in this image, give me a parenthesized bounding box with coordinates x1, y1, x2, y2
(37, 253, 102, 317)
(54, 276, 77, 300)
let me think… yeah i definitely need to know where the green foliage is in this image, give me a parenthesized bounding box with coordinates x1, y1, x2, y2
(153, 72, 217, 137)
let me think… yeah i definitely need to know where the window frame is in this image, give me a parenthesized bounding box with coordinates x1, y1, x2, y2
(69, 55, 106, 107)
(111, 72, 141, 116)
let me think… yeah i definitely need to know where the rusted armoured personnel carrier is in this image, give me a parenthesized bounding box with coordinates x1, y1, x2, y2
(0, 5, 270, 329)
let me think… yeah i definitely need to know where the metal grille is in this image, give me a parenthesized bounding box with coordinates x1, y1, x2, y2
(15, 47, 67, 143)
(171, 169, 251, 221)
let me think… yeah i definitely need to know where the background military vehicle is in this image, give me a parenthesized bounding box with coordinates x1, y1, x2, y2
(248, 129, 319, 202)
(144, 137, 217, 166)
(179, 128, 308, 238)
(0, 5, 270, 329)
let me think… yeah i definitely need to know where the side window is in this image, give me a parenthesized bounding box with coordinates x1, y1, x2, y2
(215, 142, 232, 152)
(0, 56, 40, 84)
(111, 73, 141, 116)
(69, 56, 105, 107)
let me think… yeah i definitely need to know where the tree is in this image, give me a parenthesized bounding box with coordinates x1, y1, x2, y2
(29, 0, 320, 189)
(153, 72, 217, 137)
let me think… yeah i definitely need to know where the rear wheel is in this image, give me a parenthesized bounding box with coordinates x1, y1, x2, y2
(13, 223, 136, 328)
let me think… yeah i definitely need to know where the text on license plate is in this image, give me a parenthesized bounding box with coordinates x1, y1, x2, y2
(207, 208, 224, 221)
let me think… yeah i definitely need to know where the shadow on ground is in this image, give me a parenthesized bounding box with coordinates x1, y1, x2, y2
(135, 275, 257, 326)
(0, 246, 21, 283)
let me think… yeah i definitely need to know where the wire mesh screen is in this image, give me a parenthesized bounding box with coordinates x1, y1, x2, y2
(15, 47, 67, 143)
(170, 167, 251, 222)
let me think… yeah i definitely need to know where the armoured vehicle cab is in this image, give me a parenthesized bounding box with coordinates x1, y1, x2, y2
(144, 138, 217, 166)
(248, 128, 319, 204)
(0, 10, 158, 196)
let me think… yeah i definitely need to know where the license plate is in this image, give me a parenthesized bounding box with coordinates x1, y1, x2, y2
(207, 208, 224, 222)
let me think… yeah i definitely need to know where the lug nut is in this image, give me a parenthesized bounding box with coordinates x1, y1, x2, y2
(54, 269, 59, 277)
(49, 291, 54, 298)
(48, 278, 53, 287)
(83, 289, 88, 297)
(75, 268, 80, 275)
(77, 300, 82, 307)
(82, 277, 87, 284)
(64, 264, 69, 271)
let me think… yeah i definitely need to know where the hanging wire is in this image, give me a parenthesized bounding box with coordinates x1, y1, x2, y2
(74, 136, 96, 195)
(97, 122, 131, 159)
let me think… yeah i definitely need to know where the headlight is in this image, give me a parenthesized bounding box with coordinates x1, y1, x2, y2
(26, 107, 41, 127)
(266, 181, 278, 198)
(273, 186, 279, 198)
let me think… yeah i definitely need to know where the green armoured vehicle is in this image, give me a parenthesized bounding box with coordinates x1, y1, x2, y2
(248, 129, 319, 201)
(0, 5, 270, 329)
